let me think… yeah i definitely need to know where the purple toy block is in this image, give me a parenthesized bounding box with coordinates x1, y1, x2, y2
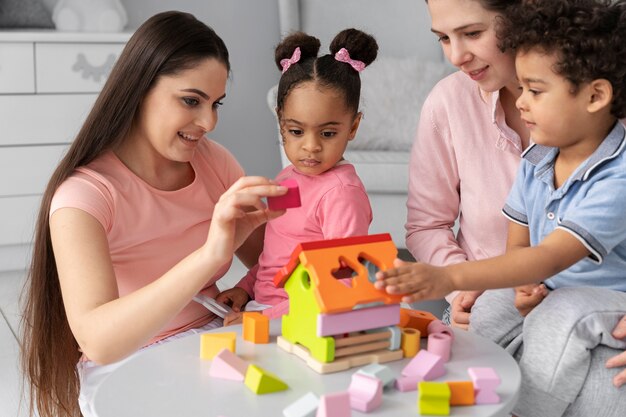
(427, 319, 455, 341)
(317, 304, 400, 336)
(316, 391, 351, 417)
(209, 349, 249, 381)
(348, 373, 382, 412)
(427, 332, 453, 362)
(468, 367, 501, 404)
(268, 178, 301, 210)
(394, 374, 424, 392)
(401, 349, 445, 381)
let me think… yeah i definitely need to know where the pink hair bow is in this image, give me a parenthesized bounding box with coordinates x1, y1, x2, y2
(334, 48, 365, 72)
(280, 47, 301, 74)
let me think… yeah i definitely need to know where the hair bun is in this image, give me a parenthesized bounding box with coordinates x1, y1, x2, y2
(275, 31, 321, 71)
(329, 28, 378, 68)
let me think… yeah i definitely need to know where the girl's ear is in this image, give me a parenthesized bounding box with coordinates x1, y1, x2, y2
(348, 112, 363, 141)
(587, 79, 613, 114)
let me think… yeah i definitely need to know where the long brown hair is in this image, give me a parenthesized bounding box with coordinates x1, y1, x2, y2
(20, 11, 229, 417)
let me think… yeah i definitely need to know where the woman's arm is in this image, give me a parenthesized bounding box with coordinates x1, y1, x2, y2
(53, 177, 286, 364)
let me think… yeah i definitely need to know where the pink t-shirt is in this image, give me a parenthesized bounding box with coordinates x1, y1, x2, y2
(50, 139, 244, 344)
(237, 162, 372, 318)
(406, 71, 524, 301)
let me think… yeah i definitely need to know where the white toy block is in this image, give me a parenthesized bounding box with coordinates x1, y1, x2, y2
(356, 364, 395, 388)
(468, 367, 501, 404)
(427, 332, 453, 362)
(283, 392, 319, 417)
(401, 349, 445, 380)
(348, 373, 382, 412)
(208, 349, 249, 381)
(316, 391, 351, 417)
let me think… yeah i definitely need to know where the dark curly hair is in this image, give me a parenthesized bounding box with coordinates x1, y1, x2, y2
(274, 28, 378, 119)
(498, 0, 626, 118)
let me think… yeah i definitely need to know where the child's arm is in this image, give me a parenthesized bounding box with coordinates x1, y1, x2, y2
(375, 228, 590, 303)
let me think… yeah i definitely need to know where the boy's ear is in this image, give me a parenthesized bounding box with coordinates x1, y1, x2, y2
(587, 79, 613, 114)
(348, 112, 363, 141)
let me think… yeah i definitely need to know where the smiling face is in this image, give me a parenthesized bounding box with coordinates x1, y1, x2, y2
(280, 82, 360, 176)
(515, 49, 594, 149)
(427, 0, 517, 93)
(127, 58, 228, 167)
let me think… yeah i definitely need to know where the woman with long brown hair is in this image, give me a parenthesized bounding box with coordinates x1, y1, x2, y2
(20, 11, 286, 417)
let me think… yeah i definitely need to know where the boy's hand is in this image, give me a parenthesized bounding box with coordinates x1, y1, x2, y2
(215, 287, 250, 312)
(450, 291, 483, 330)
(514, 283, 548, 316)
(223, 311, 243, 326)
(607, 315, 626, 387)
(374, 258, 454, 303)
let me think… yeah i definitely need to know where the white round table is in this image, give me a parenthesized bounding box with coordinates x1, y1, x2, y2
(93, 320, 520, 416)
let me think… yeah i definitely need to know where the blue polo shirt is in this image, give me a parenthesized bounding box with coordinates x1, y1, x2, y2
(503, 122, 626, 291)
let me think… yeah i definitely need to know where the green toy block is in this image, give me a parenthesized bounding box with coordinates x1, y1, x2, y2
(418, 381, 451, 416)
(281, 264, 335, 362)
(244, 364, 289, 394)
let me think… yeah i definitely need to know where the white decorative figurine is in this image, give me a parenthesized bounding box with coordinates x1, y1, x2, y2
(52, 0, 128, 32)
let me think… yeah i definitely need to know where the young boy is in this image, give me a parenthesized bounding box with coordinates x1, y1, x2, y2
(376, 0, 626, 415)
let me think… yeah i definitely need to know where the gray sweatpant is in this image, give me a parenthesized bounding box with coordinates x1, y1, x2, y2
(469, 287, 626, 417)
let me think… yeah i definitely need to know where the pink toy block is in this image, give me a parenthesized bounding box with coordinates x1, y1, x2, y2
(401, 349, 445, 380)
(427, 332, 452, 362)
(394, 374, 424, 392)
(208, 348, 249, 381)
(347, 373, 382, 412)
(317, 304, 400, 336)
(283, 392, 320, 417)
(468, 367, 501, 404)
(268, 178, 301, 210)
(427, 319, 455, 341)
(316, 391, 351, 417)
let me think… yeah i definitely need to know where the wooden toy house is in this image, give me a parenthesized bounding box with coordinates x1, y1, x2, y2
(273, 233, 406, 373)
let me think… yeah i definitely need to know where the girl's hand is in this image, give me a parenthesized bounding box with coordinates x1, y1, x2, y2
(223, 311, 243, 326)
(374, 259, 455, 303)
(204, 176, 287, 265)
(514, 283, 548, 317)
(450, 291, 483, 330)
(215, 287, 250, 312)
(607, 315, 626, 387)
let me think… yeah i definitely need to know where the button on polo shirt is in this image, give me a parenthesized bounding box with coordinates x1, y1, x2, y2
(502, 122, 626, 291)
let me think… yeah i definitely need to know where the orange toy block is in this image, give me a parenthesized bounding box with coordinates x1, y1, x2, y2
(200, 332, 236, 359)
(399, 308, 437, 335)
(447, 381, 475, 406)
(401, 327, 421, 358)
(243, 312, 270, 344)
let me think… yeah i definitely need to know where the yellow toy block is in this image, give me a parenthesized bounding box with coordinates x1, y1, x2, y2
(200, 332, 236, 360)
(418, 381, 451, 416)
(447, 381, 475, 406)
(244, 364, 289, 394)
(243, 312, 270, 344)
(401, 328, 420, 358)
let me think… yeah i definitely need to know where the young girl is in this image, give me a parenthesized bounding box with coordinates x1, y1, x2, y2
(20, 11, 287, 417)
(217, 29, 377, 319)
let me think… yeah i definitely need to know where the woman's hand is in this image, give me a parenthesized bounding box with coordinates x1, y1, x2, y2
(204, 176, 286, 265)
(215, 287, 250, 312)
(374, 258, 455, 303)
(450, 291, 483, 330)
(606, 315, 626, 387)
(514, 283, 548, 317)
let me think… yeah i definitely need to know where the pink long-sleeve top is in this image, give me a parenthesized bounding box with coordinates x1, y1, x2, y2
(406, 71, 524, 302)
